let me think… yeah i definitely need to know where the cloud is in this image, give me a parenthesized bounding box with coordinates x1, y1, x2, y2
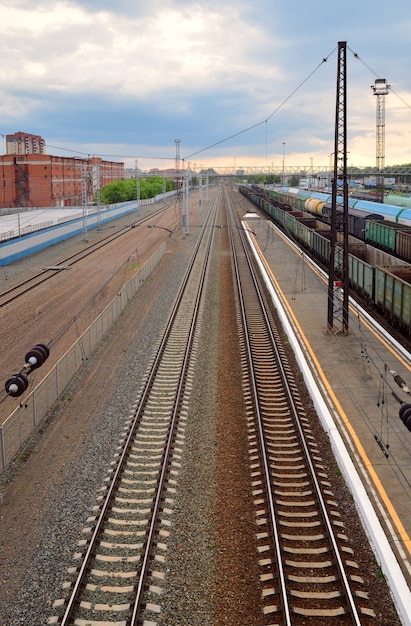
(1, 2, 277, 94)
(0, 0, 410, 168)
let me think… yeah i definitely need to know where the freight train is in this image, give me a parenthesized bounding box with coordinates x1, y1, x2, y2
(265, 186, 411, 263)
(239, 185, 411, 336)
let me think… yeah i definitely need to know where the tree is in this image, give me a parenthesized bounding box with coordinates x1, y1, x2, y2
(100, 177, 174, 204)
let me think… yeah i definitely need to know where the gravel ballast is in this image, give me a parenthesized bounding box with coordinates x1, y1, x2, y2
(0, 194, 402, 625)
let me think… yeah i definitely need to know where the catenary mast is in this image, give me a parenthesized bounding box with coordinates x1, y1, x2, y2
(327, 41, 349, 334)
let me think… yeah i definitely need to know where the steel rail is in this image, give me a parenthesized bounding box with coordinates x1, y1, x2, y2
(225, 186, 363, 625)
(57, 195, 220, 626)
(129, 195, 220, 624)
(0, 203, 171, 307)
(225, 188, 292, 625)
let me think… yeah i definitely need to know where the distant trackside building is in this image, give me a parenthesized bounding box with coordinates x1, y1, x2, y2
(1, 132, 124, 208)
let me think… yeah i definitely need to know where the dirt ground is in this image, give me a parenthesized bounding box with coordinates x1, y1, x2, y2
(0, 189, 403, 625)
(0, 200, 186, 422)
(0, 197, 205, 609)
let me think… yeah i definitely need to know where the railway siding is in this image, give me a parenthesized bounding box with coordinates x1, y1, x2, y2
(0, 243, 166, 472)
(0, 186, 404, 626)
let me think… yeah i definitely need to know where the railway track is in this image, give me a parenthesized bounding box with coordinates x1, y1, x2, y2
(47, 195, 220, 625)
(225, 186, 376, 625)
(0, 203, 170, 308)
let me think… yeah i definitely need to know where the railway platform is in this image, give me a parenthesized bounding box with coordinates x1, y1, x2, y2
(245, 214, 411, 624)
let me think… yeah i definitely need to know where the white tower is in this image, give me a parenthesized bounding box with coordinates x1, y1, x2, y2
(371, 78, 390, 202)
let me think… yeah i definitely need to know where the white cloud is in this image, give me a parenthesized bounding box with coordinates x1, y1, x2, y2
(24, 62, 47, 76)
(0, 2, 278, 98)
(0, 0, 410, 167)
(0, 1, 92, 34)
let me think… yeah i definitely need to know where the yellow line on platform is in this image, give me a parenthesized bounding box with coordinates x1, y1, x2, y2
(268, 223, 411, 371)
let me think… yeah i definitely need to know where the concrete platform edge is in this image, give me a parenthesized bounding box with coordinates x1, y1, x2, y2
(247, 230, 411, 626)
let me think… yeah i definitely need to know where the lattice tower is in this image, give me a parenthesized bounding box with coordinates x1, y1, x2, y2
(371, 79, 391, 202)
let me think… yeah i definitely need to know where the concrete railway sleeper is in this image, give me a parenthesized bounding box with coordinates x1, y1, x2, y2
(47, 196, 221, 626)
(225, 185, 376, 625)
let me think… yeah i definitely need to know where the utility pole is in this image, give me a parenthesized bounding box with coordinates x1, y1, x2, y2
(327, 41, 349, 335)
(198, 174, 202, 211)
(371, 78, 390, 203)
(95, 162, 101, 232)
(175, 139, 181, 197)
(175, 139, 186, 237)
(183, 169, 190, 236)
(135, 159, 140, 210)
(82, 162, 89, 242)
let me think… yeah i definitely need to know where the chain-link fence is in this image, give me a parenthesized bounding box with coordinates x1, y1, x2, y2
(0, 242, 166, 473)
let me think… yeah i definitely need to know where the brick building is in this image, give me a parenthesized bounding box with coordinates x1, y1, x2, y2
(0, 133, 124, 208)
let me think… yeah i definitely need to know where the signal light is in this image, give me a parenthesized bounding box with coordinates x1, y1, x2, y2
(25, 343, 50, 370)
(5, 373, 29, 397)
(399, 403, 411, 432)
(4, 343, 50, 398)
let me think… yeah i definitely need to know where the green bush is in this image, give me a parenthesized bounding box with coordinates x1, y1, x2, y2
(100, 176, 175, 204)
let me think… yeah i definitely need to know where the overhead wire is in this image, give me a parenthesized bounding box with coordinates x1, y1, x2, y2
(348, 46, 411, 111)
(327, 299, 411, 487)
(4, 43, 409, 167)
(47, 213, 175, 351)
(0, 135, 176, 162)
(1, 42, 409, 171)
(183, 48, 337, 161)
(327, 296, 411, 491)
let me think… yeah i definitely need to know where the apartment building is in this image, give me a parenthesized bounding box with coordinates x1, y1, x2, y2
(1, 133, 124, 208)
(6, 131, 46, 156)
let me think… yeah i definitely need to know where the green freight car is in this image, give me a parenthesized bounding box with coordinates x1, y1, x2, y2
(365, 220, 409, 253)
(375, 266, 411, 333)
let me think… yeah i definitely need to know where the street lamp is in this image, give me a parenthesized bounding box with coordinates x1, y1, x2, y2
(282, 142, 285, 187)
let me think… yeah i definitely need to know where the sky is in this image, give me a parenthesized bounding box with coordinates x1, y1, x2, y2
(0, 0, 410, 172)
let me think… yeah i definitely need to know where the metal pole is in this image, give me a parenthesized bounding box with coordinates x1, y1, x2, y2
(135, 159, 140, 209)
(95, 163, 101, 232)
(82, 162, 88, 242)
(182, 169, 190, 236)
(327, 41, 349, 334)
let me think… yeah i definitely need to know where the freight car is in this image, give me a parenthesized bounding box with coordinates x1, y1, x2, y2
(259, 185, 411, 264)
(320, 205, 385, 240)
(240, 185, 411, 334)
(264, 185, 411, 225)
